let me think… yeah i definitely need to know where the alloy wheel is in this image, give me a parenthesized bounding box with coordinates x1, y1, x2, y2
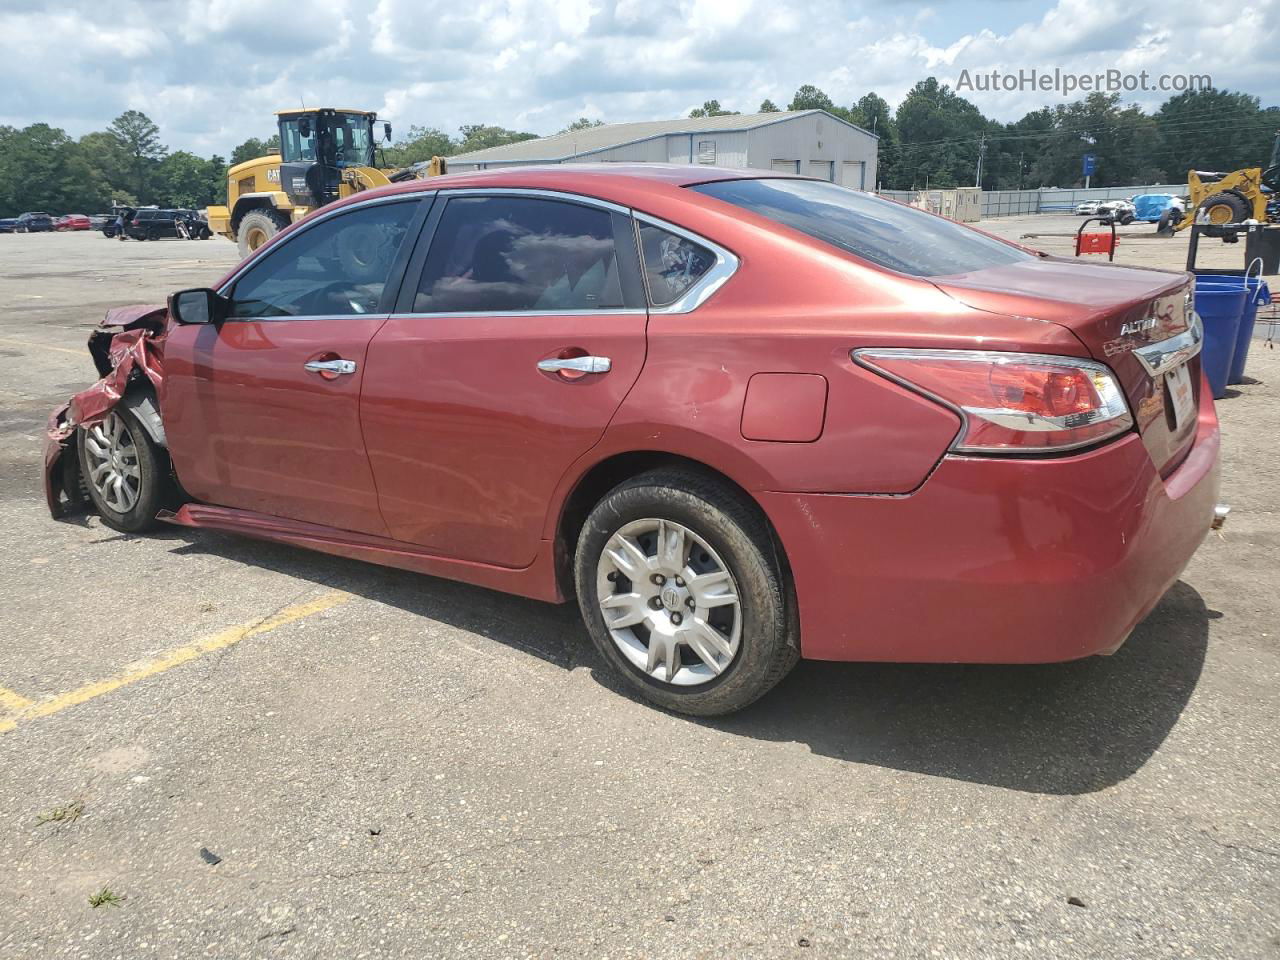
(595, 518, 742, 686)
(82, 412, 142, 514)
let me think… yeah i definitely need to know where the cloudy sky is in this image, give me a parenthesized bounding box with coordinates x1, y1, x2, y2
(2, 0, 1277, 156)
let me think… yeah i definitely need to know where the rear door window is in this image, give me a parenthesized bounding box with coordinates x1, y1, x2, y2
(637, 223, 716, 307)
(692, 178, 1033, 278)
(412, 195, 627, 313)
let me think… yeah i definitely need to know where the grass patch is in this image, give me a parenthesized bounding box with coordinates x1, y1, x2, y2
(36, 799, 85, 825)
(88, 887, 124, 909)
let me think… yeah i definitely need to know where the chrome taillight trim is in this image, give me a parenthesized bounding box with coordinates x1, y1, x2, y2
(853, 347, 1134, 454)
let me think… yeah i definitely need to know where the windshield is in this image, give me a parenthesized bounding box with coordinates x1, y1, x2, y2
(328, 113, 374, 167)
(691, 178, 1033, 278)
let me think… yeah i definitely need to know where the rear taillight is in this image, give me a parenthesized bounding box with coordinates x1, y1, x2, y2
(855, 349, 1133, 453)
(131, 219, 139, 226)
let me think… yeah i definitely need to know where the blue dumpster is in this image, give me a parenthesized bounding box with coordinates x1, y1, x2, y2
(1195, 275, 1271, 384)
(1193, 284, 1246, 399)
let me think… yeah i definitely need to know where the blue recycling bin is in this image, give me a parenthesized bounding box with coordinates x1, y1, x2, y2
(1193, 284, 1246, 399)
(1196, 275, 1271, 384)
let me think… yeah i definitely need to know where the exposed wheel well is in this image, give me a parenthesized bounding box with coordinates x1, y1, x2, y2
(554, 451, 792, 601)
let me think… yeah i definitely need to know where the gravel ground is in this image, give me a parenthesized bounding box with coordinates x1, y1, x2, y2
(0, 228, 1276, 959)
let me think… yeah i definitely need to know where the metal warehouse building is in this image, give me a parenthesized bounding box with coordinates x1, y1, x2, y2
(447, 109, 879, 188)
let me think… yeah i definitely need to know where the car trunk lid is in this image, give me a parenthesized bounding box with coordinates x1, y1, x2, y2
(931, 258, 1199, 473)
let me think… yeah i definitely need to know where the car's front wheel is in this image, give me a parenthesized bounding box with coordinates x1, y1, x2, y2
(76, 407, 168, 533)
(574, 469, 798, 716)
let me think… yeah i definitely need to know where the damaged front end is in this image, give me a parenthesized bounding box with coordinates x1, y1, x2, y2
(44, 304, 169, 518)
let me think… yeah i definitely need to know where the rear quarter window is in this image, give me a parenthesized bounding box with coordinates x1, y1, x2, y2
(691, 178, 1032, 278)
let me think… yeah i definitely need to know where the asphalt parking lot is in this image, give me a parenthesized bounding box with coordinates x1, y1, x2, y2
(1, 229, 1277, 959)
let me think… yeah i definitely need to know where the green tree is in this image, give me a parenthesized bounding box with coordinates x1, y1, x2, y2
(108, 110, 166, 203)
(1155, 88, 1277, 180)
(893, 78, 987, 188)
(157, 151, 225, 208)
(1027, 93, 1164, 187)
(229, 135, 280, 166)
(384, 125, 455, 166)
(456, 124, 538, 153)
(758, 99, 780, 113)
(559, 117, 605, 132)
(788, 85, 836, 112)
(848, 92, 896, 188)
(689, 100, 737, 118)
(0, 124, 113, 215)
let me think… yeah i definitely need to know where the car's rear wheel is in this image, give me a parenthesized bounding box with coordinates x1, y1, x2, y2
(574, 469, 797, 716)
(76, 408, 167, 533)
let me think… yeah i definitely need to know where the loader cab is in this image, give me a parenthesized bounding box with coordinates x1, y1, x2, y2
(277, 109, 388, 208)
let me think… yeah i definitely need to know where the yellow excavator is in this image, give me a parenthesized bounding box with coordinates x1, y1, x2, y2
(207, 108, 447, 257)
(1159, 129, 1280, 234)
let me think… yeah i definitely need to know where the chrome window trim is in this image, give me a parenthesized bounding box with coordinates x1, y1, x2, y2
(1132, 312, 1204, 377)
(633, 213, 739, 315)
(395, 309, 647, 319)
(215, 189, 437, 298)
(430, 186, 631, 216)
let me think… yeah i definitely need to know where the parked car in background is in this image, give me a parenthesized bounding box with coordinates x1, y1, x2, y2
(1097, 199, 1137, 225)
(45, 166, 1222, 716)
(1132, 194, 1186, 223)
(124, 208, 211, 241)
(89, 214, 114, 230)
(14, 212, 54, 233)
(1075, 200, 1102, 215)
(54, 214, 91, 231)
(0, 217, 17, 233)
(102, 208, 136, 238)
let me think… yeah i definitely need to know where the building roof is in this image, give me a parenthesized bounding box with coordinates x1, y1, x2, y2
(449, 110, 877, 165)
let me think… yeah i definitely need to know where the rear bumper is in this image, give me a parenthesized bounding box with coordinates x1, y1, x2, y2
(762, 396, 1221, 663)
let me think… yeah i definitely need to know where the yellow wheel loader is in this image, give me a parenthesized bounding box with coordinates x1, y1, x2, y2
(1159, 130, 1280, 234)
(206, 108, 447, 257)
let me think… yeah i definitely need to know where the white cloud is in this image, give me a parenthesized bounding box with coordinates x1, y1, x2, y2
(0, 0, 1276, 155)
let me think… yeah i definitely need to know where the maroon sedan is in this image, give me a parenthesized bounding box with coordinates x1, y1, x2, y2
(44, 165, 1221, 715)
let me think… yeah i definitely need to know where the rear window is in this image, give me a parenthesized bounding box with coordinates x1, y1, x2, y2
(691, 178, 1032, 278)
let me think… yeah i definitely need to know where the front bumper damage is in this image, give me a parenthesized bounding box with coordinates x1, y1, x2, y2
(44, 304, 168, 519)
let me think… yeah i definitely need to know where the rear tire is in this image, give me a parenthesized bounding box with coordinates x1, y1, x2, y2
(237, 209, 288, 258)
(76, 407, 168, 533)
(1200, 191, 1250, 225)
(574, 468, 798, 716)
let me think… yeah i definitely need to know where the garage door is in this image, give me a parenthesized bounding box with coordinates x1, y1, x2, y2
(840, 161, 866, 189)
(771, 160, 800, 174)
(807, 161, 834, 181)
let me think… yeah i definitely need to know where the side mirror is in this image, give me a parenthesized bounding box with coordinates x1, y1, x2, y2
(384, 122, 392, 142)
(168, 288, 226, 325)
(299, 118, 312, 139)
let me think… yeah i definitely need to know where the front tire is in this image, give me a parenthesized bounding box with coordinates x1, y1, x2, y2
(237, 209, 289, 258)
(574, 469, 797, 716)
(76, 407, 168, 533)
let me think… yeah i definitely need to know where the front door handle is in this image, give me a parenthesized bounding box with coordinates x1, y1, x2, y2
(536, 356, 612, 375)
(304, 358, 357, 376)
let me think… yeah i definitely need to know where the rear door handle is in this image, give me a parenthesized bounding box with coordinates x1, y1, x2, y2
(304, 359, 357, 375)
(536, 356, 612, 375)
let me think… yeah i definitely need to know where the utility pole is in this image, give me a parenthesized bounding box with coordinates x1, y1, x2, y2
(1017, 151, 1024, 190)
(975, 133, 986, 188)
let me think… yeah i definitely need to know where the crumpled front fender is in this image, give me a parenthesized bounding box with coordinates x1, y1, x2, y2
(43, 305, 168, 519)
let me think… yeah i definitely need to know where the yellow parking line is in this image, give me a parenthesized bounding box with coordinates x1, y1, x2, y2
(0, 590, 350, 735)
(0, 336, 84, 356)
(0, 686, 34, 712)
